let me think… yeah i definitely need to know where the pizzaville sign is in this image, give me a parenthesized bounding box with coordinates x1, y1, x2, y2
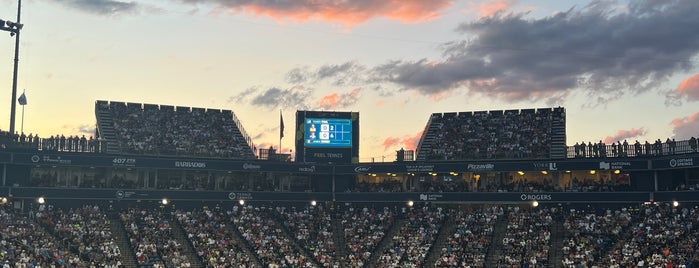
(467, 163, 494, 171)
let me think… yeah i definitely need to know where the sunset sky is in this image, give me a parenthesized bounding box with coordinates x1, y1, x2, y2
(1, 0, 698, 162)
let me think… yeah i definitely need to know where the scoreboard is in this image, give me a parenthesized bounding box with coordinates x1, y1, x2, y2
(304, 118, 352, 147)
(296, 111, 359, 164)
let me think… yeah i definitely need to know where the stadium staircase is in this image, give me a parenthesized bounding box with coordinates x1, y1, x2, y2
(484, 213, 508, 267)
(221, 221, 263, 267)
(549, 108, 567, 159)
(332, 217, 347, 262)
(108, 216, 138, 268)
(423, 218, 456, 266)
(169, 218, 204, 268)
(272, 212, 323, 267)
(95, 102, 121, 154)
(415, 114, 440, 161)
(548, 216, 565, 268)
(365, 218, 406, 268)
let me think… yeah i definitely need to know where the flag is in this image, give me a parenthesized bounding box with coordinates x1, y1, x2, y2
(280, 110, 284, 139)
(18, 92, 27, 105)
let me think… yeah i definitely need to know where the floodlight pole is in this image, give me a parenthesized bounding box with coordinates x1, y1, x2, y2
(9, 0, 22, 135)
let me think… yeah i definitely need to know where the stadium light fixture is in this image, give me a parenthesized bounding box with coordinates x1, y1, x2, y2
(531, 200, 539, 207)
(310, 200, 317, 206)
(407, 200, 414, 207)
(613, 170, 621, 174)
(37, 196, 45, 204)
(589, 170, 596, 175)
(161, 198, 169, 205)
(1, 197, 7, 204)
(517, 171, 525, 176)
(239, 199, 245, 205)
(541, 171, 548, 175)
(0, 0, 23, 135)
(673, 200, 679, 207)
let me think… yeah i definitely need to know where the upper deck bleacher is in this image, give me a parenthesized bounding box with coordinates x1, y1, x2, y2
(416, 107, 566, 161)
(94, 100, 255, 159)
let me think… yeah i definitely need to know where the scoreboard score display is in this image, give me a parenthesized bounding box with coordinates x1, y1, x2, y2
(304, 118, 352, 147)
(296, 111, 359, 164)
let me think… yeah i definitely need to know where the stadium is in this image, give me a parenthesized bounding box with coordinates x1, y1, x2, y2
(0, 100, 698, 268)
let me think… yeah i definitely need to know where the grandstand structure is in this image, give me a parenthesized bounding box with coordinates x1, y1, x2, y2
(1, 101, 698, 267)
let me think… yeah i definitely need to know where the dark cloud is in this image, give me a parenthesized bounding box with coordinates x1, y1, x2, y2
(234, 85, 313, 110)
(50, 0, 141, 15)
(175, 0, 453, 25)
(284, 62, 366, 86)
(367, 0, 699, 104)
(228, 87, 258, 104)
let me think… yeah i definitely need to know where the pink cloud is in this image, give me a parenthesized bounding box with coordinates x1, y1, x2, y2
(318, 88, 361, 109)
(382, 130, 423, 150)
(671, 112, 699, 139)
(232, 0, 454, 26)
(676, 73, 699, 101)
(602, 128, 646, 144)
(319, 93, 339, 109)
(468, 0, 518, 18)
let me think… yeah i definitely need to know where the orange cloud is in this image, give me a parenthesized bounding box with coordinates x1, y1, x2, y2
(602, 128, 646, 144)
(671, 112, 699, 139)
(671, 112, 699, 127)
(468, 0, 518, 18)
(319, 88, 361, 109)
(319, 93, 339, 109)
(234, 0, 454, 25)
(676, 73, 699, 101)
(382, 130, 423, 150)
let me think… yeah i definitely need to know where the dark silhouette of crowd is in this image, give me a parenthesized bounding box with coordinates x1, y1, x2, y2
(425, 108, 564, 161)
(571, 137, 698, 158)
(97, 101, 254, 159)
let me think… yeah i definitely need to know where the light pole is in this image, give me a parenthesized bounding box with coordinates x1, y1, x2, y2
(1, 0, 23, 136)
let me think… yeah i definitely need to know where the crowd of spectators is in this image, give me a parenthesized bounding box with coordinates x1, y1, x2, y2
(2, 202, 699, 267)
(99, 101, 254, 159)
(498, 206, 553, 268)
(341, 205, 395, 267)
(425, 108, 564, 161)
(276, 205, 336, 266)
(560, 205, 636, 267)
(175, 207, 256, 267)
(433, 206, 500, 267)
(0, 205, 84, 267)
(571, 137, 698, 158)
(376, 205, 445, 267)
(0, 131, 100, 153)
(230, 205, 315, 267)
(121, 207, 191, 267)
(36, 205, 122, 267)
(560, 203, 699, 267)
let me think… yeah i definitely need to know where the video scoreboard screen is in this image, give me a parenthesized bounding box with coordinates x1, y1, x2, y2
(304, 118, 352, 147)
(296, 110, 359, 164)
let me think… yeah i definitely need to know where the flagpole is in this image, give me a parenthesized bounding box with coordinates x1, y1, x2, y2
(279, 110, 283, 153)
(20, 101, 24, 134)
